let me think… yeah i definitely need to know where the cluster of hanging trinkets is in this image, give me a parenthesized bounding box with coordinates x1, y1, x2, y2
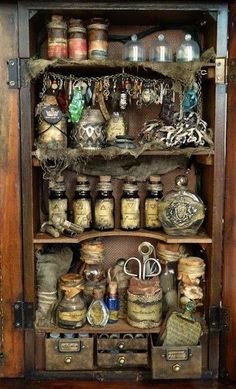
(36, 70, 213, 151)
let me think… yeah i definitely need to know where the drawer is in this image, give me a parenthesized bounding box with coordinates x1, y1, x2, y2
(151, 336, 202, 379)
(45, 337, 94, 370)
(97, 337, 148, 368)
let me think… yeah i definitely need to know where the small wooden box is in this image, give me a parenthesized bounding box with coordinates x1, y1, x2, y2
(97, 337, 149, 368)
(151, 336, 202, 379)
(45, 337, 94, 371)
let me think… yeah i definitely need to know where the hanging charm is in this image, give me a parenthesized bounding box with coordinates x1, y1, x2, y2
(68, 86, 85, 123)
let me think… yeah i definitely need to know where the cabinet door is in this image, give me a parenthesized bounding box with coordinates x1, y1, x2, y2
(223, 1, 236, 381)
(0, 3, 24, 377)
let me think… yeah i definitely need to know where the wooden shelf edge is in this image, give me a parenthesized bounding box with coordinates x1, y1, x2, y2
(35, 319, 161, 334)
(34, 229, 212, 244)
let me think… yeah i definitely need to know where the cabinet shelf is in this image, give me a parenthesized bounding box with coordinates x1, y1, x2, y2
(35, 319, 161, 334)
(34, 229, 212, 244)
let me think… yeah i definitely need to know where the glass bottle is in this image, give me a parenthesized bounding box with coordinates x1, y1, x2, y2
(158, 175, 205, 236)
(87, 287, 109, 327)
(87, 18, 109, 60)
(123, 34, 145, 61)
(94, 176, 115, 231)
(121, 177, 140, 230)
(73, 175, 92, 231)
(48, 177, 68, 222)
(106, 111, 127, 145)
(106, 281, 119, 324)
(144, 175, 163, 230)
(47, 15, 67, 59)
(176, 34, 200, 62)
(68, 18, 87, 60)
(56, 274, 86, 329)
(149, 34, 173, 62)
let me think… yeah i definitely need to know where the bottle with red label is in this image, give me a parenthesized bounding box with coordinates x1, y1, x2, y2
(48, 15, 68, 59)
(68, 19, 87, 60)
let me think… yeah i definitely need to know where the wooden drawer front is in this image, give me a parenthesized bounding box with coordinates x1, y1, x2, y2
(45, 338, 94, 371)
(97, 338, 148, 368)
(151, 342, 202, 379)
(97, 352, 148, 368)
(97, 338, 148, 352)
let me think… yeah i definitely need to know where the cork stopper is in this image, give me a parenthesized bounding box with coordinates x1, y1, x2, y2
(93, 287, 104, 299)
(150, 175, 161, 183)
(76, 175, 88, 183)
(109, 281, 118, 296)
(60, 273, 84, 287)
(48, 15, 67, 29)
(100, 176, 111, 183)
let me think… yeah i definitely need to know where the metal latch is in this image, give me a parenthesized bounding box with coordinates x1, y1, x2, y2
(215, 58, 226, 84)
(209, 305, 229, 332)
(14, 301, 34, 329)
(7, 58, 21, 89)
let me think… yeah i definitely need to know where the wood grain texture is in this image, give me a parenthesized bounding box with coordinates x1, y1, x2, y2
(222, 1, 236, 381)
(0, 2, 24, 377)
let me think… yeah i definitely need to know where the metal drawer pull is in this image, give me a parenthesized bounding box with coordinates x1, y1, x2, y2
(64, 356, 72, 364)
(172, 363, 181, 372)
(118, 356, 126, 365)
(118, 342, 125, 350)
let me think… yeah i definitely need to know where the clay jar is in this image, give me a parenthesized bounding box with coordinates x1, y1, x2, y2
(68, 18, 87, 60)
(73, 108, 105, 149)
(47, 15, 67, 59)
(87, 18, 109, 60)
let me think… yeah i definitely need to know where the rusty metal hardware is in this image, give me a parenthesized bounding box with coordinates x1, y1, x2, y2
(14, 301, 34, 329)
(215, 58, 226, 84)
(209, 305, 229, 331)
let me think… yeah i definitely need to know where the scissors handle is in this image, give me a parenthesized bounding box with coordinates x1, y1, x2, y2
(123, 257, 142, 279)
(143, 258, 162, 279)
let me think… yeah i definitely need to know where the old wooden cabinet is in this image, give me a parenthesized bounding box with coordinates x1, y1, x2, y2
(1, 0, 236, 382)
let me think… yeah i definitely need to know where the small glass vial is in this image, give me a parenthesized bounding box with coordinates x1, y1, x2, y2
(176, 34, 200, 62)
(68, 18, 87, 60)
(48, 15, 67, 59)
(106, 112, 127, 145)
(87, 287, 109, 327)
(149, 34, 173, 62)
(48, 177, 68, 222)
(94, 176, 115, 231)
(56, 274, 86, 329)
(121, 177, 140, 230)
(106, 281, 119, 324)
(123, 34, 145, 61)
(178, 257, 205, 311)
(159, 175, 205, 236)
(73, 175, 92, 231)
(87, 18, 109, 60)
(145, 175, 163, 230)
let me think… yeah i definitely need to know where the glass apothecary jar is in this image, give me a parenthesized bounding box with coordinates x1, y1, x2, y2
(149, 34, 173, 62)
(176, 34, 200, 62)
(123, 34, 145, 61)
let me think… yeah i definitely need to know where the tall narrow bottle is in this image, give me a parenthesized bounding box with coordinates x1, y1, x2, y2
(145, 175, 163, 230)
(94, 176, 115, 231)
(121, 177, 140, 230)
(73, 175, 92, 230)
(48, 176, 68, 222)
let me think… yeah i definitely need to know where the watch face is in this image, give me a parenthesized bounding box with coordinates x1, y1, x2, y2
(42, 105, 62, 124)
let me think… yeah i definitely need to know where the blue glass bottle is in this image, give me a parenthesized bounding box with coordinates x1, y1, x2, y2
(106, 281, 119, 324)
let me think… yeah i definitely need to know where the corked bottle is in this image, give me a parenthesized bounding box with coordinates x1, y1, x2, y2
(87, 287, 109, 327)
(106, 281, 119, 324)
(144, 175, 163, 230)
(87, 18, 109, 60)
(56, 274, 86, 329)
(47, 15, 67, 59)
(73, 175, 92, 231)
(68, 18, 87, 60)
(121, 177, 140, 230)
(94, 176, 115, 231)
(48, 177, 68, 222)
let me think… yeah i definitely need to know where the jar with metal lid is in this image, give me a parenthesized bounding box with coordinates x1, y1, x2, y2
(47, 15, 67, 59)
(94, 176, 115, 231)
(87, 18, 109, 60)
(121, 178, 140, 230)
(144, 175, 163, 230)
(158, 175, 205, 236)
(48, 177, 68, 222)
(56, 274, 86, 329)
(73, 175, 92, 231)
(68, 18, 87, 60)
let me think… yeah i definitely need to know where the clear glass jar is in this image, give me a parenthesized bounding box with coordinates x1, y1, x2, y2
(176, 34, 200, 62)
(149, 34, 173, 62)
(56, 274, 86, 329)
(87, 287, 109, 327)
(94, 176, 115, 231)
(123, 34, 145, 61)
(73, 175, 92, 231)
(121, 179, 140, 230)
(158, 175, 205, 236)
(144, 175, 163, 230)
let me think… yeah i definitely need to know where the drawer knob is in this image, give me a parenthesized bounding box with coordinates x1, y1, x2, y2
(172, 363, 181, 372)
(118, 342, 125, 350)
(118, 356, 126, 366)
(64, 356, 72, 364)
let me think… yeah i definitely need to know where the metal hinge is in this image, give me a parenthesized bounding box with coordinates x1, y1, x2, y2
(14, 301, 34, 329)
(7, 58, 21, 89)
(209, 305, 229, 332)
(215, 57, 226, 84)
